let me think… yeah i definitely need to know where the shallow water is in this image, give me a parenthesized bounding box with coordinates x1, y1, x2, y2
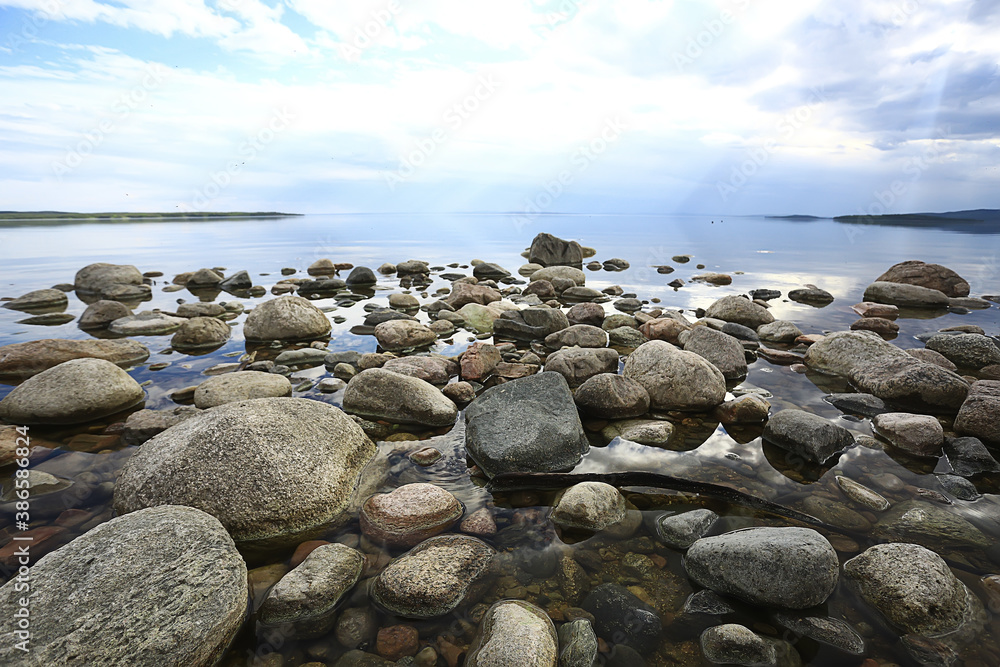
(1, 213, 999, 666)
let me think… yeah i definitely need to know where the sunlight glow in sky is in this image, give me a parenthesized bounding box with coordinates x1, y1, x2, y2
(1, 0, 998, 215)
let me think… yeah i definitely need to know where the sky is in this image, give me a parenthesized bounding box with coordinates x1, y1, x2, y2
(0, 0, 998, 216)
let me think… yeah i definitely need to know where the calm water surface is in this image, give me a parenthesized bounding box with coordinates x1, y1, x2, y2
(1, 214, 998, 666)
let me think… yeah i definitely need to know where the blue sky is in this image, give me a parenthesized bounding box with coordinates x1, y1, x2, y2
(0, 0, 998, 216)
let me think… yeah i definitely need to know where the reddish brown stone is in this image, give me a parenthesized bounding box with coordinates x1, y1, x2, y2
(850, 317, 900, 338)
(875, 260, 970, 297)
(460, 342, 501, 381)
(638, 318, 690, 344)
(290, 540, 331, 568)
(360, 483, 463, 548)
(851, 302, 899, 319)
(376, 624, 420, 661)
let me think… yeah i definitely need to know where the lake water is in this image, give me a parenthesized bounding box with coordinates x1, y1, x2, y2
(1, 213, 999, 666)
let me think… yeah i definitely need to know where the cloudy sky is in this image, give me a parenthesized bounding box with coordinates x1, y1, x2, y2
(1, 0, 998, 216)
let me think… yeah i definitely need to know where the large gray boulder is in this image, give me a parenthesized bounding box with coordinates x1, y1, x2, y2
(843, 543, 981, 635)
(114, 397, 376, 553)
(762, 409, 855, 464)
(464, 371, 589, 478)
(74, 262, 145, 299)
(0, 358, 144, 425)
(623, 340, 726, 411)
(544, 347, 619, 388)
(528, 232, 584, 267)
(193, 371, 292, 408)
(243, 295, 331, 342)
(342, 368, 458, 426)
(682, 326, 748, 381)
(875, 260, 970, 297)
(0, 505, 247, 667)
(685, 527, 839, 609)
(926, 333, 1000, 369)
(804, 331, 970, 412)
(954, 380, 1000, 444)
(466, 600, 558, 667)
(704, 295, 774, 329)
(0, 338, 148, 381)
(573, 373, 649, 419)
(863, 281, 950, 308)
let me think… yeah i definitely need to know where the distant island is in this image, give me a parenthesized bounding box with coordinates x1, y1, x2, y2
(765, 214, 829, 220)
(0, 211, 300, 221)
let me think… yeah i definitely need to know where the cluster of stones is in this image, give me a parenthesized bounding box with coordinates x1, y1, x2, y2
(0, 235, 998, 666)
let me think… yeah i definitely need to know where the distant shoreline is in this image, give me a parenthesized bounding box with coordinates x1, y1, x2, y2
(0, 211, 300, 221)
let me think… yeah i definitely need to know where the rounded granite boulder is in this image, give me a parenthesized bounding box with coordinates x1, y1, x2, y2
(243, 295, 332, 342)
(0, 357, 144, 425)
(0, 505, 247, 667)
(113, 397, 376, 554)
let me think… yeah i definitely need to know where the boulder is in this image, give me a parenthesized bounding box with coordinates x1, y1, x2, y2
(773, 614, 864, 656)
(243, 296, 331, 342)
(682, 326, 747, 381)
(824, 393, 887, 418)
(558, 619, 598, 667)
(121, 406, 200, 446)
(907, 347, 958, 371)
(531, 265, 586, 285)
(849, 356, 970, 413)
(700, 624, 776, 667)
(639, 317, 690, 344)
(843, 543, 980, 635)
(545, 324, 607, 349)
(113, 398, 377, 553)
(582, 583, 662, 655)
(704, 295, 774, 329)
(382, 356, 455, 384)
(607, 326, 647, 348)
(443, 283, 502, 308)
(219, 270, 252, 292)
(460, 342, 501, 381)
(360, 483, 463, 548)
(871, 412, 944, 456)
(954, 380, 1000, 444)
(472, 262, 510, 280)
(544, 347, 620, 388)
(685, 527, 839, 609)
(2, 288, 68, 312)
(788, 287, 834, 304)
(176, 302, 226, 318)
(653, 509, 718, 549)
(109, 311, 186, 335)
(943, 436, 1000, 476)
(464, 372, 589, 478)
(875, 260, 970, 297)
(862, 281, 950, 308)
(343, 369, 458, 427)
(373, 320, 437, 351)
(466, 600, 558, 667)
(757, 320, 804, 343)
(567, 302, 606, 326)
(0, 358, 144, 425)
(713, 394, 770, 424)
(345, 266, 377, 286)
(926, 333, 1000, 369)
(851, 301, 899, 319)
(74, 262, 145, 299)
(0, 338, 148, 381)
(79, 300, 132, 329)
(872, 500, 991, 549)
(258, 543, 364, 636)
(370, 535, 496, 618)
(623, 340, 726, 412)
(0, 505, 247, 667)
(762, 409, 854, 464)
(551, 482, 626, 532)
(573, 373, 649, 419)
(601, 418, 674, 446)
(528, 232, 584, 267)
(803, 329, 905, 376)
(193, 371, 292, 408)
(187, 268, 223, 286)
(171, 317, 231, 350)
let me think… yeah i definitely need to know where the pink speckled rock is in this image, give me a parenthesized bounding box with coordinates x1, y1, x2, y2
(360, 483, 463, 548)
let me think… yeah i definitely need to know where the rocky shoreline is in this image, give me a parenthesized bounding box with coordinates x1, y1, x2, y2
(0, 232, 999, 666)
